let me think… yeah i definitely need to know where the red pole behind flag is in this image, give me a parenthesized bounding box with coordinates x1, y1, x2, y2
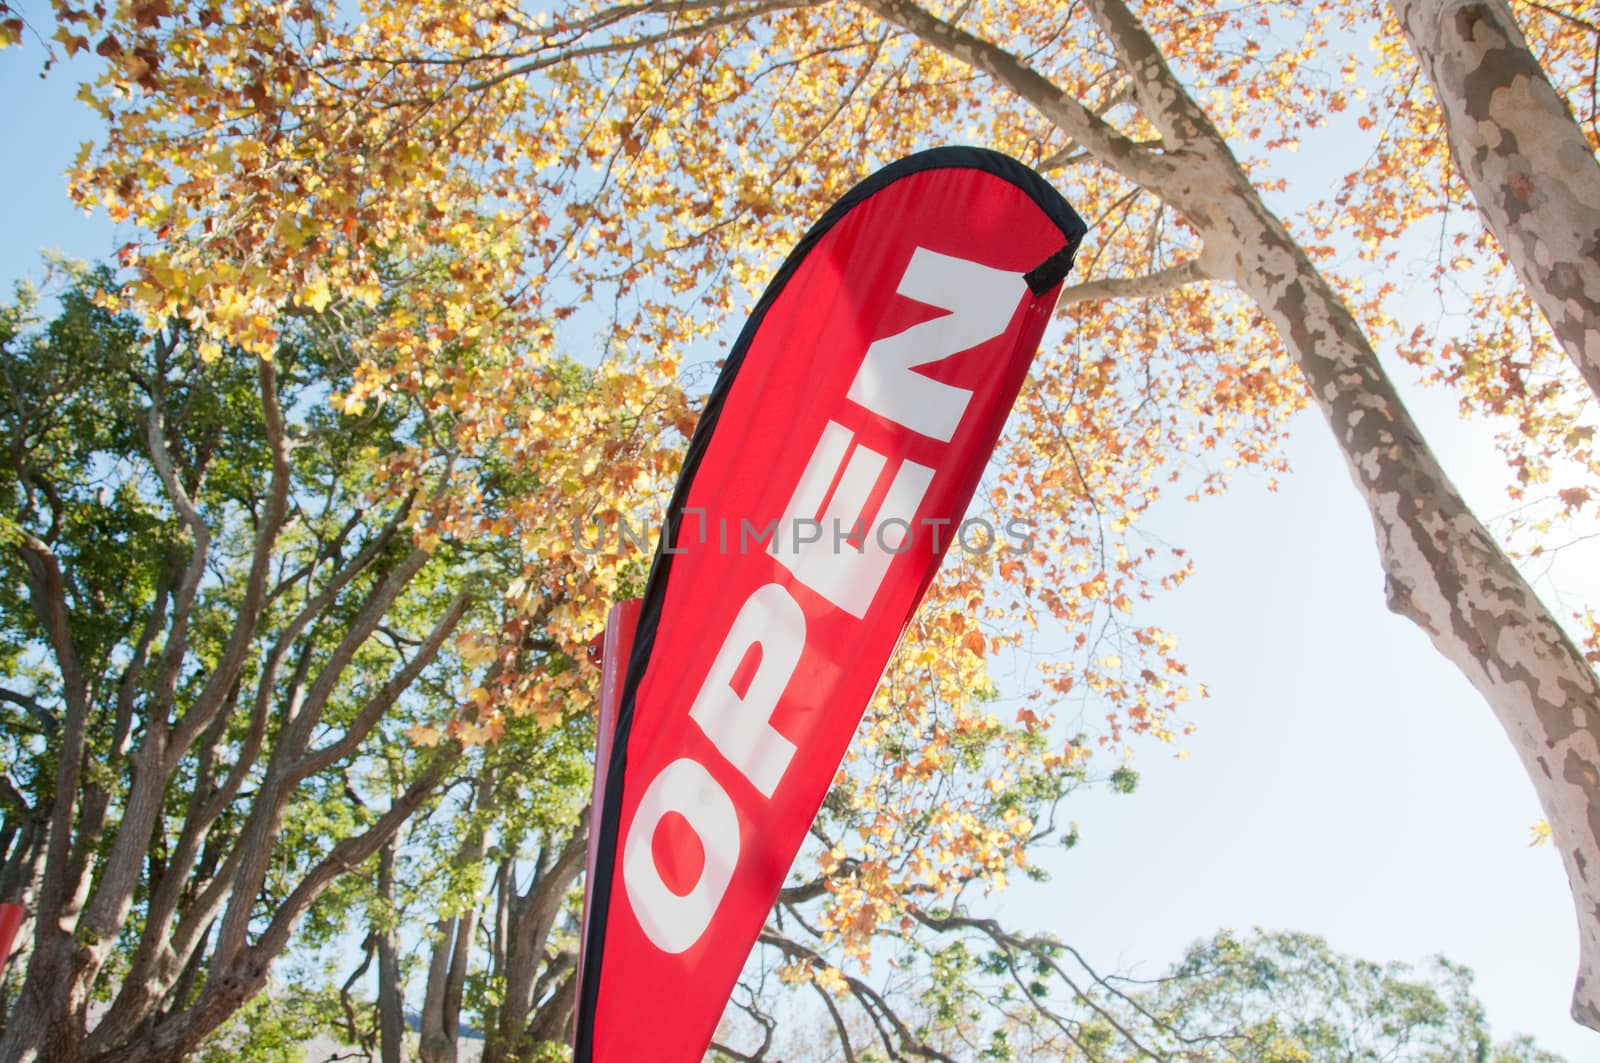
(575, 597, 641, 1024)
(0, 904, 23, 974)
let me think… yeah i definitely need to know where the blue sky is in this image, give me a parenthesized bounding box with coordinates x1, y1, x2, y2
(1015, 390, 1589, 1055)
(2, 20, 1594, 1058)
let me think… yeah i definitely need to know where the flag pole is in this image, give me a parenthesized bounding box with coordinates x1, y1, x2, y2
(0, 903, 23, 975)
(572, 598, 641, 1044)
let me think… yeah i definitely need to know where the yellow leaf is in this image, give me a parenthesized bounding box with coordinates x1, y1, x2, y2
(304, 275, 332, 313)
(405, 723, 442, 748)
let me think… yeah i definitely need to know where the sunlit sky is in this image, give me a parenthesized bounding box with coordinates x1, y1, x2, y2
(2, 19, 1594, 1058)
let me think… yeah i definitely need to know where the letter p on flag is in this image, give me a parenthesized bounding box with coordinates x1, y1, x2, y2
(574, 148, 1086, 1062)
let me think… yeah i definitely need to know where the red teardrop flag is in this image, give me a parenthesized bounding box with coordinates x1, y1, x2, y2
(574, 147, 1086, 1062)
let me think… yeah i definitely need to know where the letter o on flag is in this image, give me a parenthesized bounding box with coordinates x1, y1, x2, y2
(622, 757, 741, 954)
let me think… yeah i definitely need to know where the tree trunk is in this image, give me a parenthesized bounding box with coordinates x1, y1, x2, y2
(1390, 0, 1600, 402)
(1204, 155, 1600, 1029)
(80, 755, 454, 1063)
(858, 0, 1600, 1030)
(524, 964, 576, 1049)
(1098, 0, 1600, 1028)
(484, 831, 585, 1063)
(417, 917, 464, 1063)
(418, 767, 495, 1063)
(377, 842, 406, 1063)
(0, 539, 96, 1063)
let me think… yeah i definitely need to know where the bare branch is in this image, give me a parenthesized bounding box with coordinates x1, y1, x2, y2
(0, 686, 59, 734)
(1056, 257, 1209, 308)
(249, 750, 456, 971)
(95, 752, 457, 1063)
(76, 356, 294, 994)
(291, 588, 474, 781)
(6, 533, 94, 1059)
(809, 977, 859, 1063)
(758, 930, 956, 1062)
(907, 907, 1184, 1058)
(853, 0, 1184, 189)
(169, 355, 293, 760)
(285, 545, 433, 748)
(142, 338, 211, 719)
(459, 0, 825, 94)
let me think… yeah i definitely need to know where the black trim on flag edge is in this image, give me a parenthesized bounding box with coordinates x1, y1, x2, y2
(573, 145, 1087, 1061)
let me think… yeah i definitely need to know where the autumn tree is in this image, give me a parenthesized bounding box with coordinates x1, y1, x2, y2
(31, 0, 1600, 1045)
(0, 261, 694, 1062)
(30, 4, 1224, 1059)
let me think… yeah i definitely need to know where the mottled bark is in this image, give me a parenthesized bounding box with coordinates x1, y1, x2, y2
(859, 0, 1600, 1030)
(1391, 0, 1600, 403)
(1207, 158, 1600, 1031)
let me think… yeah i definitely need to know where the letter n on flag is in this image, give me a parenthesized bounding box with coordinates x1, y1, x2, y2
(574, 147, 1086, 1061)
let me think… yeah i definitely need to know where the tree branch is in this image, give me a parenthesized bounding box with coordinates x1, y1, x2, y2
(168, 355, 293, 759)
(1078, 0, 1227, 151)
(0, 685, 59, 734)
(758, 930, 956, 1061)
(291, 588, 473, 782)
(1056, 257, 1209, 308)
(853, 0, 1183, 189)
(458, 0, 825, 94)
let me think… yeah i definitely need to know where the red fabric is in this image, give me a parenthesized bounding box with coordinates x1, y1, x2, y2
(0, 904, 23, 971)
(581, 156, 1076, 1061)
(577, 596, 641, 1016)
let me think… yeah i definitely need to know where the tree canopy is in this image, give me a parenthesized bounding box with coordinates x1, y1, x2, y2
(2, 0, 1598, 1058)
